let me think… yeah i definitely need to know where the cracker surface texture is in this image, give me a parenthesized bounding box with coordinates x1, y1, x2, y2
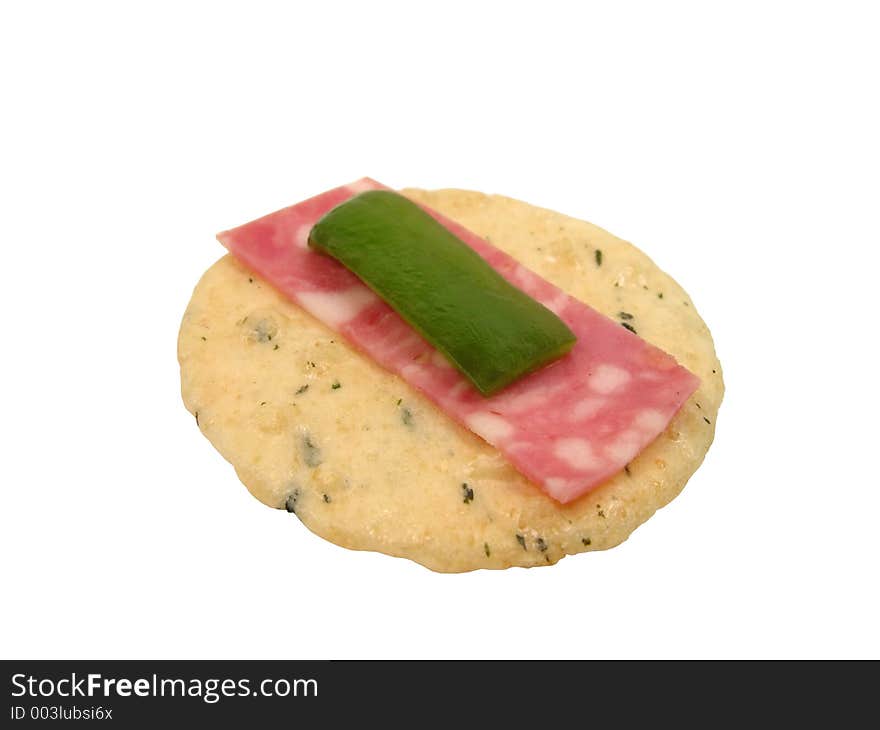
(178, 188, 724, 572)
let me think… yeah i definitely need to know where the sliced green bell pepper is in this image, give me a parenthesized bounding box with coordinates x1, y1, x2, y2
(309, 190, 576, 395)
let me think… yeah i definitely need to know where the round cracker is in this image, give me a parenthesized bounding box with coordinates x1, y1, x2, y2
(178, 188, 723, 572)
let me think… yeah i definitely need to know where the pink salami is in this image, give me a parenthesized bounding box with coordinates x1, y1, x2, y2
(218, 178, 699, 503)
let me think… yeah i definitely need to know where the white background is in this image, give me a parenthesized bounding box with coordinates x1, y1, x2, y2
(2, 1, 877, 659)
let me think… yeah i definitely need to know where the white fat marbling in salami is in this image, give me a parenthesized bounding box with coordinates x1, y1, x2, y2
(218, 179, 700, 503)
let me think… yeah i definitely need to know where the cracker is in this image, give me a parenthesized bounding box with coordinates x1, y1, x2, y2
(178, 189, 723, 571)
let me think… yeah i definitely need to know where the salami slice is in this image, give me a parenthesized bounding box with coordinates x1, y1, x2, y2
(218, 179, 700, 503)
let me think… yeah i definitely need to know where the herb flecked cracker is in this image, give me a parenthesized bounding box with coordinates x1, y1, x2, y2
(178, 189, 723, 572)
